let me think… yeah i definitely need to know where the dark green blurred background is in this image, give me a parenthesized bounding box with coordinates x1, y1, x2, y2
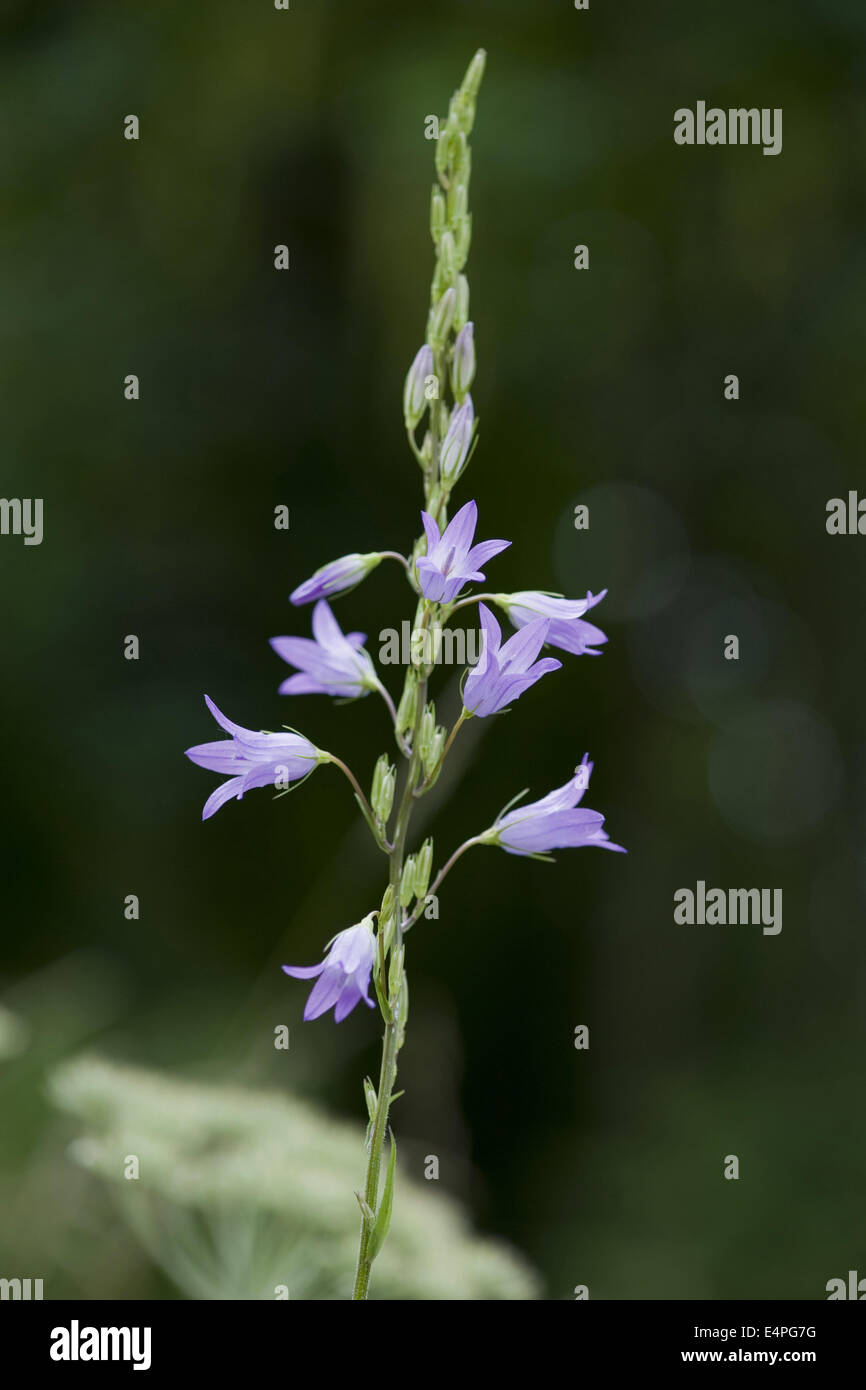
(2, 0, 865, 1298)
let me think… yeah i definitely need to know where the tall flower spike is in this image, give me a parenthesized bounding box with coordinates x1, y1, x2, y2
(479, 755, 626, 856)
(462, 603, 561, 717)
(283, 917, 377, 1022)
(496, 589, 608, 656)
(185, 695, 326, 820)
(416, 498, 510, 603)
(271, 599, 381, 699)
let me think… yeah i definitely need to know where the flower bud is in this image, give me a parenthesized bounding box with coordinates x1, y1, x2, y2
(438, 229, 457, 288)
(453, 131, 471, 185)
(428, 285, 456, 347)
(400, 855, 417, 909)
(388, 942, 405, 1004)
(455, 212, 472, 269)
(449, 182, 467, 227)
(421, 723, 446, 786)
(380, 884, 397, 951)
(450, 322, 475, 401)
(430, 186, 446, 243)
(435, 116, 457, 179)
(460, 49, 486, 105)
(290, 551, 383, 606)
(414, 838, 433, 901)
(439, 397, 474, 487)
(371, 754, 396, 825)
(454, 275, 470, 332)
(395, 669, 419, 737)
(403, 344, 434, 429)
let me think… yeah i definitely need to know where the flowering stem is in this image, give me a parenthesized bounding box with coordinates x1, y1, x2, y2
(352, 49, 486, 1301)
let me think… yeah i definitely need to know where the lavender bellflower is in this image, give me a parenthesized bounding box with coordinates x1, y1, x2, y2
(416, 499, 509, 604)
(283, 917, 376, 1022)
(270, 599, 381, 699)
(495, 588, 609, 655)
(479, 756, 626, 857)
(185, 695, 325, 820)
(462, 602, 561, 717)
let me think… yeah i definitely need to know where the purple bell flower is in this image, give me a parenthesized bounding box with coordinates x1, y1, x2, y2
(416, 499, 510, 604)
(185, 695, 324, 820)
(462, 603, 561, 717)
(481, 755, 626, 856)
(283, 917, 377, 1022)
(271, 599, 380, 699)
(497, 589, 608, 656)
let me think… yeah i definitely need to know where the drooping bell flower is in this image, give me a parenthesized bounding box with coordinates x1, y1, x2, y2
(283, 916, 377, 1022)
(271, 599, 381, 699)
(462, 603, 560, 717)
(185, 695, 325, 820)
(480, 755, 626, 856)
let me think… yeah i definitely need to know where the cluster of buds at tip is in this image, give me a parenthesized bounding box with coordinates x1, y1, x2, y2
(371, 754, 396, 827)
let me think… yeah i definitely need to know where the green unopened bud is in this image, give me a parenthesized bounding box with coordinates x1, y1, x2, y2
(363, 1076, 377, 1122)
(371, 754, 396, 825)
(435, 118, 455, 179)
(454, 275, 470, 333)
(414, 838, 433, 901)
(388, 943, 405, 1005)
(428, 285, 456, 346)
(380, 884, 397, 952)
(453, 131, 471, 185)
(418, 701, 436, 755)
(448, 182, 468, 228)
(400, 855, 417, 909)
(455, 212, 472, 269)
(438, 230, 457, 287)
(380, 884, 395, 924)
(460, 49, 486, 105)
(395, 669, 419, 736)
(421, 722, 447, 785)
(430, 186, 446, 243)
